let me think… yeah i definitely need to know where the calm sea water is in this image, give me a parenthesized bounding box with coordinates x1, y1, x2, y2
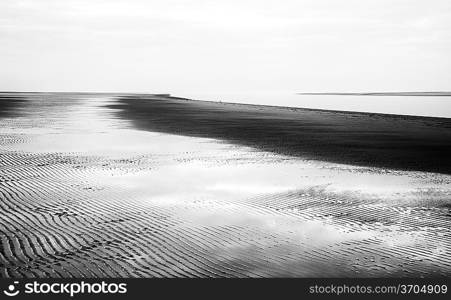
(179, 92, 451, 118)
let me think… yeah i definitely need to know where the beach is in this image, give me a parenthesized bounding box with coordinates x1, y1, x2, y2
(110, 94, 451, 174)
(1, 92, 451, 277)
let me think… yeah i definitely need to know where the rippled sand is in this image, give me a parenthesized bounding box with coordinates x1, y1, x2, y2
(1, 93, 450, 277)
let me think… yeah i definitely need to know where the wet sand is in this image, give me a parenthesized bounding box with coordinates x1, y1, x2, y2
(1, 92, 451, 278)
(109, 94, 451, 175)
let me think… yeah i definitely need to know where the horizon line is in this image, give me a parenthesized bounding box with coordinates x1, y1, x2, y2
(2, 90, 451, 96)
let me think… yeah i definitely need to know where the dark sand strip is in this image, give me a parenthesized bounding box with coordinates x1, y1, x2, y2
(108, 95, 451, 175)
(0, 94, 28, 118)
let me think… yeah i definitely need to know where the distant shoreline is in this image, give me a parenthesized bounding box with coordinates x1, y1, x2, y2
(298, 92, 451, 96)
(2, 91, 450, 118)
(168, 95, 451, 121)
(108, 94, 451, 175)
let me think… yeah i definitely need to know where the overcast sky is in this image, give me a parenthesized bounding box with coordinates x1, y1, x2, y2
(1, 0, 450, 94)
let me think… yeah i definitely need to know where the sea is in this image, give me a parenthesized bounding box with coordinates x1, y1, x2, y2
(179, 91, 451, 118)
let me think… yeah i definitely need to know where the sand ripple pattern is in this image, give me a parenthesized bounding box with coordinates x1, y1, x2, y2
(1, 151, 450, 277)
(1, 93, 451, 277)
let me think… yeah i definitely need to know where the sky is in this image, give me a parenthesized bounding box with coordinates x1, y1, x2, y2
(1, 0, 451, 94)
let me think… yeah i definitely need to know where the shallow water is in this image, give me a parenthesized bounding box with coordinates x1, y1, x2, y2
(1, 93, 451, 277)
(180, 92, 451, 118)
